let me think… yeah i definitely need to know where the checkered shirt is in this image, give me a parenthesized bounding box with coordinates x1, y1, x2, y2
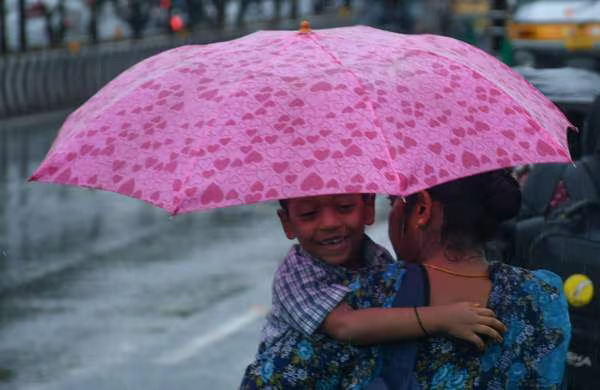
(260, 235, 394, 344)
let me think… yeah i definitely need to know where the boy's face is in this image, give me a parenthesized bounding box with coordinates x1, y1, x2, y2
(277, 194, 375, 268)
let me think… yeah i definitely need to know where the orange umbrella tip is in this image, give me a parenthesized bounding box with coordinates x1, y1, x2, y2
(299, 20, 311, 34)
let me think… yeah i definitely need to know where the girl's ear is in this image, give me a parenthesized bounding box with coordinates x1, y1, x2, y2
(277, 209, 296, 239)
(363, 194, 376, 226)
(416, 191, 434, 227)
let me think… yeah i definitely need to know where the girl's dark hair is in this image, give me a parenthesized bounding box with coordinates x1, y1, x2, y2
(278, 199, 289, 211)
(405, 169, 521, 248)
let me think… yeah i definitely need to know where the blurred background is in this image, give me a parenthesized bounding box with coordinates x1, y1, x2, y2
(1, 1, 599, 389)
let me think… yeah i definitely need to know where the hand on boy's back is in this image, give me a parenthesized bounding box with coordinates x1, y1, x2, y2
(431, 302, 507, 350)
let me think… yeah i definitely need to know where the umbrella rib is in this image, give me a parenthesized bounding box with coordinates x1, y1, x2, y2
(307, 32, 401, 195)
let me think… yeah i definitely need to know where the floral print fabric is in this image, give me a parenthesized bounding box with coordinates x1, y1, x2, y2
(415, 262, 571, 389)
(240, 261, 405, 389)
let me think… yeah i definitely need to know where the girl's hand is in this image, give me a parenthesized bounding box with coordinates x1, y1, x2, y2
(421, 302, 507, 350)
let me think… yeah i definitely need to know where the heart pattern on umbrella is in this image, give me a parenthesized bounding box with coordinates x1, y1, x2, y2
(31, 26, 571, 214)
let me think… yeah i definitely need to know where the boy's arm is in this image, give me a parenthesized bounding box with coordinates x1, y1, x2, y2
(321, 302, 506, 349)
(273, 254, 351, 337)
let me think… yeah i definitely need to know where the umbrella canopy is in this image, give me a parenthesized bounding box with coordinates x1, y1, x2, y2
(30, 24, 572, 214)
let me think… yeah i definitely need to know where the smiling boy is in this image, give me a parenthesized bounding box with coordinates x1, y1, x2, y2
(240, 193, 504, 389)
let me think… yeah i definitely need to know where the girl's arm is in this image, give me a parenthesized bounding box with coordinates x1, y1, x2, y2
(321, 302, 506, 349)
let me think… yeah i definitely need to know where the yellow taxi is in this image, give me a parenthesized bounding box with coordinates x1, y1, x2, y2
(508, 0, 600, 67)
(452, 0, 490, 16)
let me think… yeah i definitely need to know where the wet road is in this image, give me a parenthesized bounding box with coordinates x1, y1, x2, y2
(0, 111, 392, 390)
(0, 4, 373, 387)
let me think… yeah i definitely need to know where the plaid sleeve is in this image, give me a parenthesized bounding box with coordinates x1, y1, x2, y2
(273, 257, 350, 337)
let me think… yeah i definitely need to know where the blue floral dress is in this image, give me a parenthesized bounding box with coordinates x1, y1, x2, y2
(415, 262, 571, 389)
(240, 261, 405, 389)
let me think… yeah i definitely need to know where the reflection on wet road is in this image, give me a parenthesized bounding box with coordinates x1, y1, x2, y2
(0, 111, 172, 292)
(0, 112, 392, 389)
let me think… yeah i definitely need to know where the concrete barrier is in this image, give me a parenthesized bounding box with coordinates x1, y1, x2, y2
(0, 4, 358, 120)
(0, 35, 200, 119)
(0, 21, 261, 120)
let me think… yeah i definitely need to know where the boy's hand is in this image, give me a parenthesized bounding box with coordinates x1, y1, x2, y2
(421, 302, 507, 350)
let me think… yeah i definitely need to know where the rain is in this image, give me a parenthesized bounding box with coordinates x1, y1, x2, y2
(1, 1, 599, 389)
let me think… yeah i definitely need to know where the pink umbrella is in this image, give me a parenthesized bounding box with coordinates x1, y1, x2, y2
(30, 23, 572, 214)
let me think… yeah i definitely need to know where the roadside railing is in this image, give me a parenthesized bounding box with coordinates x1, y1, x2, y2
(0, 2, 360, 120)
(0, 30, 243, 119)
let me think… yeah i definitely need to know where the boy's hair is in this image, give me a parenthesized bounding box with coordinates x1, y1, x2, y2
(278, 194, 374, 213)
